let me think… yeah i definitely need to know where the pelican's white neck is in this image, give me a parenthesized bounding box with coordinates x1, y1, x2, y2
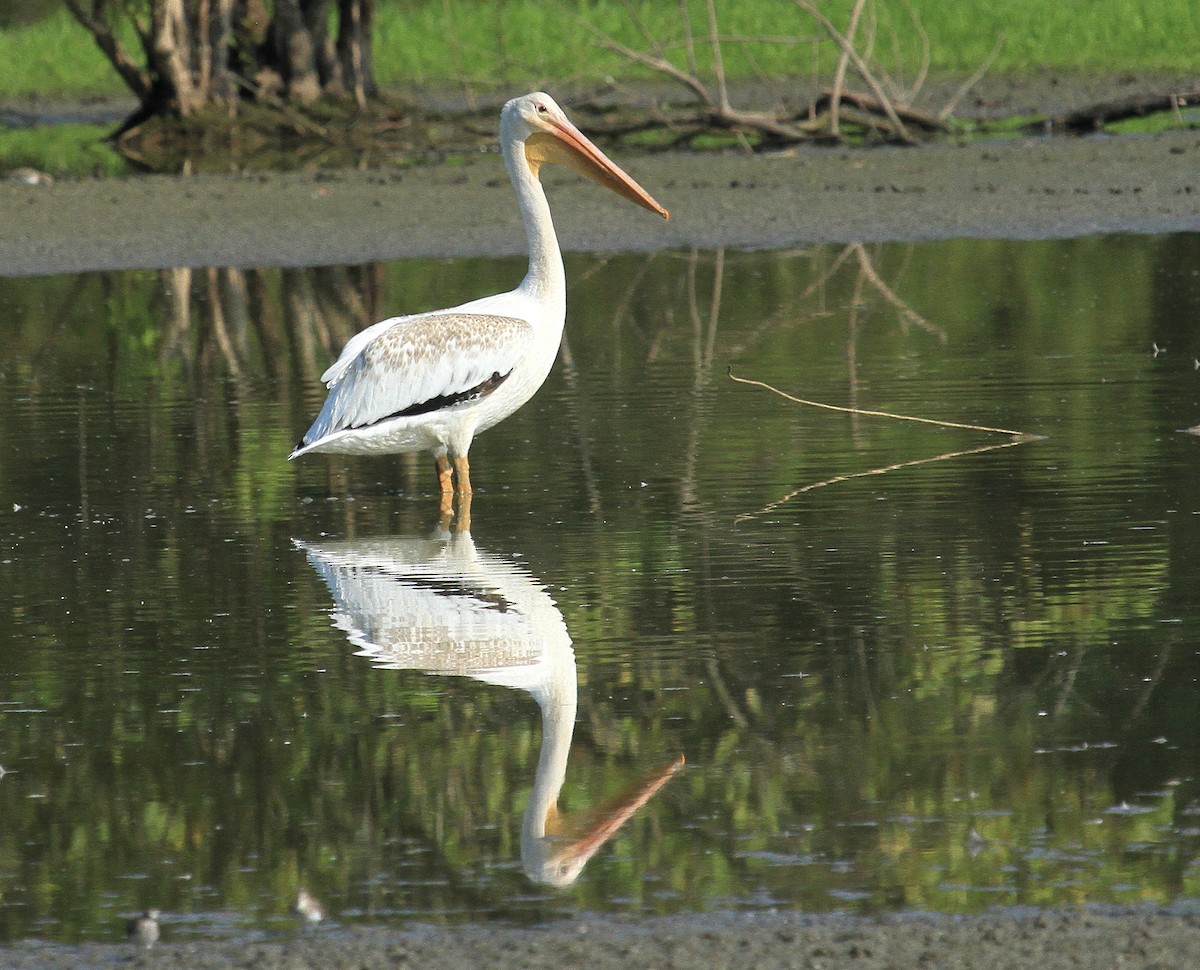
(503, 130, 566, 318)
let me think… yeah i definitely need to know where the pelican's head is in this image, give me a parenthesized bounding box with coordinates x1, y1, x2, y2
(501, 92, 669, 219)
(523, 754, 685, 887)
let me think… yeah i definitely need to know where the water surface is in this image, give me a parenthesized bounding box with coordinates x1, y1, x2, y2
(1, 236, 1199, 943)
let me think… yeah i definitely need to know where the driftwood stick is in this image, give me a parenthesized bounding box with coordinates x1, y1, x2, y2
(1055, 90, 1200, 132)
(814, 89, 949, 131)
(728, 369, 1030, 437)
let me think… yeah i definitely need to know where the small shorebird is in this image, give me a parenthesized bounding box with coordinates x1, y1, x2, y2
(289, 92, 668, 514)
(5, 167, 53, 185)
(126, 909, 160, 948)
(294, 888, 324, 924)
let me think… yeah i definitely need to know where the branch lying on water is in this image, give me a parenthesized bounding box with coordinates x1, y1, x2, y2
(727, 370, 1030, 436)
(727, 369, 1042, 522)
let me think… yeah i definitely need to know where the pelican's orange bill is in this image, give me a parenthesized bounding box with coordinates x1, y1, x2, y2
(526, 119, 669, 219)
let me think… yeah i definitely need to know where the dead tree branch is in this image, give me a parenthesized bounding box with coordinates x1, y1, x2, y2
(1054, 89, 1200, 133)
(792, 0, 915, 143)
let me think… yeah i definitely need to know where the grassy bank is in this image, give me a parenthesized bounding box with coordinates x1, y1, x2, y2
(1, 0, 1197, 100)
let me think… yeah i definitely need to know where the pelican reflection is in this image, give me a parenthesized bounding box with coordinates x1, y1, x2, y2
(295, 531, 681, 886)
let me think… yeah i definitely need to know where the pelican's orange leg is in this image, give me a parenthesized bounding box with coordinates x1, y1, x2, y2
(453, 455, 473, 496)
(455, 490, 472, 533)
(436, 455, 454, 517)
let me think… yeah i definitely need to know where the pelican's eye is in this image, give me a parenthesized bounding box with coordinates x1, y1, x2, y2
(535, 103, 548, 114)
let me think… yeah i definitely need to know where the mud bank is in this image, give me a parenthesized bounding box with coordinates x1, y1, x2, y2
(2, 128, 1199, 277)
(1, 908, 1198, 970)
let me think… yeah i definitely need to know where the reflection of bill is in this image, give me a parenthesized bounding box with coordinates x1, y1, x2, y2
(296, 531, 682, 886)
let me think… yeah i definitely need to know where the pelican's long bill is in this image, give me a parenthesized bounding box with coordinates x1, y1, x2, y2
(525, 118, 669, 220)
(546, 754, 684, 880)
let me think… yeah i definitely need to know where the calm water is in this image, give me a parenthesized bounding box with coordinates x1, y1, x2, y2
(1, 237, 1199, 944)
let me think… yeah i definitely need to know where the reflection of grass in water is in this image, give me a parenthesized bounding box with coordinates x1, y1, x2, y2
(0, 122, 126, 176)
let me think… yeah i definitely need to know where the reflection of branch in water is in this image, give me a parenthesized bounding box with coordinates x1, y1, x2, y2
(723, 245, 852, 360)
(722, 243, 942, 363)
(206, 268, 243, 379)
(557, 333, 603, 515)
(159, 266, 193, 364)
(1124, 641, 1173, 729)
(730, 363, 1040, 522)
(735, 436, 1034, 524)
(850, 242, 946, 343)
(1051, 642, 1086, 723)
(705, 656, 750, 729)
(681, 248, 725, 512)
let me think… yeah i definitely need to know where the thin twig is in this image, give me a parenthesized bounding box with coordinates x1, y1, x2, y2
(588, 26, 714, 105)
(897, 0, 930, 103)
(727, 369, 1030, 436)
(705, 0, 730, 111)
(679, 0, 698, 79)
(829, 0, 867, 138)
(793, 0, 915, 143)
(939, 33, 1005, 120)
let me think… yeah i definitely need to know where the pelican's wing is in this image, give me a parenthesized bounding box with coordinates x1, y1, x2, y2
(300, 312, 534, 445)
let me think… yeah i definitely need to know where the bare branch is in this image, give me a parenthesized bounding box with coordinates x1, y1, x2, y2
(814, 89, 949, 131)
(828, 0, 867, 138)
(939, 33, 1005, 120)
(900, 0, 931, 102)
(793, 0, 916, 143)
(63, 0, 153, 100)
(704, 0, 730, 112)
(587, 25, 715, 106)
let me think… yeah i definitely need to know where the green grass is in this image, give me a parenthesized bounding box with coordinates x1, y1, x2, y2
(373, 0, 1200, 87)
(1, 0, 1197, 101)
(0, 6, 135, 96)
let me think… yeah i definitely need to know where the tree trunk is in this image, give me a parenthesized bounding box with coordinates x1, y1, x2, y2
(337, 0, 376, 107)
(271, 0, 322, 104)
(64, 0, 379, 132)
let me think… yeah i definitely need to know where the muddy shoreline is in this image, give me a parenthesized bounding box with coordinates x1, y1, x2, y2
(2, 120, 1200, 277)
(2, 908, 1199, 970)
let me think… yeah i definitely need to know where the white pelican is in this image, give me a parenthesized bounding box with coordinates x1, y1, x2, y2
(296, 531, 682, 885)
(290, 93, 669, 510)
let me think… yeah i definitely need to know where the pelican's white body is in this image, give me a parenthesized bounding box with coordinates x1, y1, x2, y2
(291, 94, 573, 465)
